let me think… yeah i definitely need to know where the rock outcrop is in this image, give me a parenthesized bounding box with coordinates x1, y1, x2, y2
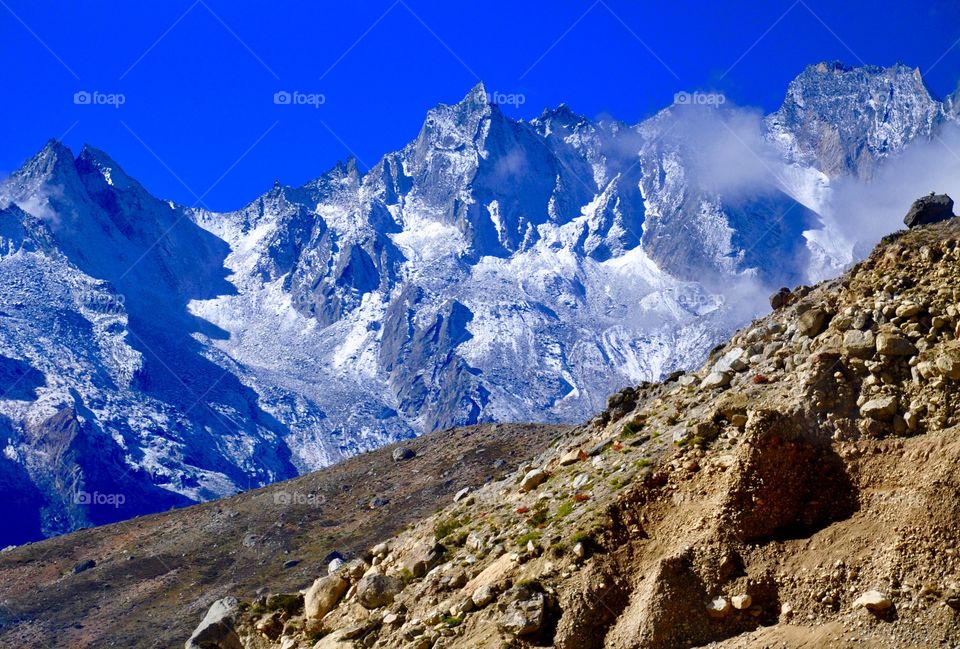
(904, 192, 955, 228)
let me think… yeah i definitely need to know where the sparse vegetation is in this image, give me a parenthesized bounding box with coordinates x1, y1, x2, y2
(434, 515, 469, 542)
(516, 531, 542, 549)
(621, 417, 644, 436)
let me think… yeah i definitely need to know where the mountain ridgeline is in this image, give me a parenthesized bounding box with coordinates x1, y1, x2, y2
(0, 61, 957, 545)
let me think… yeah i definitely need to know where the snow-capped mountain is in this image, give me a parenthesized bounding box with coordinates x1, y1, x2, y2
(0, 61, 954, 545)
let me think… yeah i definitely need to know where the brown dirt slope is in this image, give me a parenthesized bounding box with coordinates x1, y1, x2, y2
(0, 423, 566, 648)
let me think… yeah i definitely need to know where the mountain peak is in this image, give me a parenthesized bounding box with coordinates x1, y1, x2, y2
(534, 103, 587, 130)
(5, 139, 78, 191)
(462, 81, 488, 105)
(76, 144, 140, 191)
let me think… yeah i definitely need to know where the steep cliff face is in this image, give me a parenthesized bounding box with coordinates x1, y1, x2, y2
(766, 61, 945, 179)
(0, 143, 299, 542)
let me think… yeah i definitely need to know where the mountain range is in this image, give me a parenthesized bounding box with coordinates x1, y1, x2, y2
(0, 60, 957, 546)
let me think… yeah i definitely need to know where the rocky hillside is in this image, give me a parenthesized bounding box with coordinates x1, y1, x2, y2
(0, 422, 565, 648)
(187, 215, 960, 649)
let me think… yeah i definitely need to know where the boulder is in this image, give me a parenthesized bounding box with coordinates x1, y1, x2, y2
(558, 449, 582, 466)
(903, 193, 954, 228)
(797, 308, 830, 338)
(842, 329, 875, 358)
(304, 574, 348, 619)
(519, 468, 548, 492)
(453, 486, 472, 502)
(895, 302, 922, 318)
(861, 395, 898, 421)
(73, 559, 96, 574)
(392, 447, 416, 461)
(403, 542, 446, 578)
(705, 596, 731, 618)
(715, 347, 749, 373)
(770, 287, 792, 310)
(471, 583, 498, 608)
(355, 573, 403, 609)
(700, 372, 732, 390)
(731, 594, 752, 610)
(936, 351, 960, 380)
(184, 597, 242, 649)
(499, 589, 546, 636)
(852, 590, 893, 611)
(876, 331, 917, 357)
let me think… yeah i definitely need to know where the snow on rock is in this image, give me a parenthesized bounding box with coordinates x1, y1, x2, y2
(0, 61, 953, 544)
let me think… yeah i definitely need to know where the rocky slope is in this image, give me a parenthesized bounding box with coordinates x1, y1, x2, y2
(1, 61, 959, 546)
(198, 215, 960, 649)
(0, 422, 565, 648)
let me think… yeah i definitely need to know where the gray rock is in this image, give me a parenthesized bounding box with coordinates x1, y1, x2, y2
(499, 590, 546, 636)
(356, 573, 404, 609)
(471, 583, 498, 608)
(714, 347, 749, 373)
(73, 559, 96, 574)
(843, 329, 875, 358)
(519, 468, 548, 492)
(678, 374, 698, 387)
(392, 447, 416, 461)
(453, 486, 472, 502)
(903, 192, 954, 228)
(705, 596, 731, 618)
(700, 371, 732, 390)
(184, 597, 242, 649)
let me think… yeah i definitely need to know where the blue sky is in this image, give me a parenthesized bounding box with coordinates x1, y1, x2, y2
(2, 0, 960, 211)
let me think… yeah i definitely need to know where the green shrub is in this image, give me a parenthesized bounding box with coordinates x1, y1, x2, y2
(434, 515, 468, 541)
(516, 531, 542, 549)
(621, 418, 644, 437)
(440, 614, 463, 627)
